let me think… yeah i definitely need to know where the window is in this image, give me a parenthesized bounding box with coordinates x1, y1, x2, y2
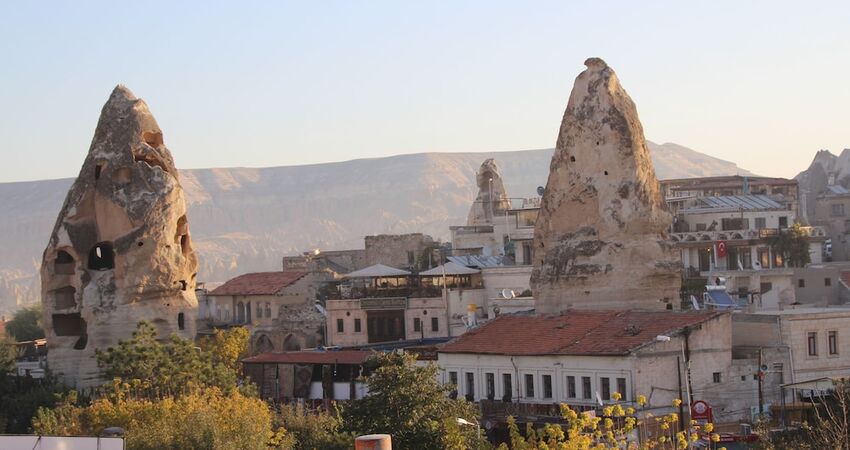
(808, 332, 818, 356)
(431, 317, 439, 332)
(832, 204, 846, 217)
(542, 374, 553, 399)
(465, 372, 475, 401)
(87, 242, 115, 270)
(721, 217, 749, 231)
(799, 279, 806, 288)
(336, 318, 344, 333)
(829, 331, 839, 356)
(177, 313, 185, 330)
(712, 372, 722, 383)
(695, 223, 707, 231)
(755, 217, 766, 229)
(407, 250, 415, 266)
(826, 278, 833, 287)
(524, 374, 535, 398)
(449, 371, 458, 386)
(354, 318, 362, 333)
(567, 376, 576, 398)
(779, 216, 788, 228)
(413, 318, 422, 332)
(758, 248, 770, 268)
(616, 378, 627, 400)
(257, 304, 263, 318)
(582, 376, 592, 399)
(265, 302, 271, 317)
(54, 250, 75, 274)
(740, 247, 752, 269)
(600, 377, 611, 401)
(502, 374, 513, 402)
(486, 373, 495, 400)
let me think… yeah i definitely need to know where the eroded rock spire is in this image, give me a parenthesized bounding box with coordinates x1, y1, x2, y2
(41, 85, 198, 388)
(531, 58, 681, 313)
(467, 158, 511, 226)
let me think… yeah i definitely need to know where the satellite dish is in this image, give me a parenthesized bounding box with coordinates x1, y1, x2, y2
(501, 289, 515, 299)
(536, 186, 545, 196)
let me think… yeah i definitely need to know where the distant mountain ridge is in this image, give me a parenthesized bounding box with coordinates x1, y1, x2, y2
(0, 141, 751, 314)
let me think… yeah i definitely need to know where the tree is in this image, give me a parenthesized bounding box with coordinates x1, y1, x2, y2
(34, 386, 283, 450)
(5, 304, 44, 342)
(769, 223, 811, 268)
(342, 352, 484, 450)
(0, 332, 15, 374)
(275, 403, 352, 450)
(95, 321, 247, 398)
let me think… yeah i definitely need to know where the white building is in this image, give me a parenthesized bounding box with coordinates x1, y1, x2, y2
(437, 310, 768, 424)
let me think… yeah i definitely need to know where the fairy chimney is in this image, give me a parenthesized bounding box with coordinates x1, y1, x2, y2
(531, 58, 681, 313)
(467, 158, 512, 225)
(40, 86, 199, 388)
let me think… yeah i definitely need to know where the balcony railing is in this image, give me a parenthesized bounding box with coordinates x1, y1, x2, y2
(671, 226, 827, 244)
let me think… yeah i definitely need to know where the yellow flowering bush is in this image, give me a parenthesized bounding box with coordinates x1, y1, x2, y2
(496, 395, 718, 450)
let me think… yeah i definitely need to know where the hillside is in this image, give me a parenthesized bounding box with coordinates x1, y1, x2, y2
(0, 142, 751, 314)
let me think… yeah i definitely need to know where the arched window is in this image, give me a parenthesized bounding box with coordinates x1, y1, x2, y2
(53, 286, 76, 310)
(88, 242, 114, 270)
(256, 335, 274, 353)
(283, 334, 301, 351)
(265, 302, 271, 318)
(257, 304, 263, 319)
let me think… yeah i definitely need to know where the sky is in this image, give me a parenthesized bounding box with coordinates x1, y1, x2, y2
(1, 1, 848, 182)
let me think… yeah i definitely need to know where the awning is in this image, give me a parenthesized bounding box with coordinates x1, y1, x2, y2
(781, 377, 841, 391)
(343, 264, 411, 278)
(419, 261, 480, 276)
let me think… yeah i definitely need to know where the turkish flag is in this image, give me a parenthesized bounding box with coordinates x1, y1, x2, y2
(716, 240, 728, 258)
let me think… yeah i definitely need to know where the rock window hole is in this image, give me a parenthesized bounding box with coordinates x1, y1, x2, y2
(604, 171, 609, 175)
(175, 216, 190, 255)
(570, 156, 576, 162)
(55, 250, 75, 275)
(179, 280, 187, 291)
(137, 241, 144, 247)
(88, 242, 115, 270)
(53, 286, 76, 310)
(94, 164, 103, 180)
(177, 312, 185, 330)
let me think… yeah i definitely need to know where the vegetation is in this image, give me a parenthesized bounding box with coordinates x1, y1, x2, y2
(755, 380, 850, 450)
(499, 395, 725, 450)
(275, 403, 352, 450)
(5, 303, 44, 341)
(95, 321, 246, 397)
(342, 351, 485, 450)
(769, 222, 812, 268)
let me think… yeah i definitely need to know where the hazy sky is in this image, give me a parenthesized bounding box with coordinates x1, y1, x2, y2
(1, 1, 848, 182)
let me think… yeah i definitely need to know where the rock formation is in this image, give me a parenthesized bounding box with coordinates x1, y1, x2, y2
(531, 58, 681, 313)
(467, 158, 512, 225)
(41, 86, 199, 388)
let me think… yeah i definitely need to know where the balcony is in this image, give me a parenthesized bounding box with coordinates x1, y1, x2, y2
(671, 226, 827, 245)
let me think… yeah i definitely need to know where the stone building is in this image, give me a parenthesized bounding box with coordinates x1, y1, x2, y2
(41, 86, 198, 388)
(531, 58, 681, 313)
(438, 310, 774, 424)
(203, 271, 324, 352)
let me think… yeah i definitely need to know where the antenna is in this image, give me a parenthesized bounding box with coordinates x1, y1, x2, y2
(536, 186, 545, 196)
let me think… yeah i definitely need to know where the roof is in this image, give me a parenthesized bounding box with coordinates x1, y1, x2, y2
(419, 261, 480, 276)
(439, 310, 725, 357)
(344, 264, 411, 278)
(447, 255, 509, 268)
(826, 185, 850, 195)
(242, 350, 371, 365)
(209, 271, 307, 296)
(691, 195, 784, 211)
(660, 175, 797, 190)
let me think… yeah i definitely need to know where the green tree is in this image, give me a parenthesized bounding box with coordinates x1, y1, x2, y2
(0, 332, 15, 374)
(769, 223, 812, 268)
(342, 352, 484, 450)
(5, 304, 44, 342)
(275, 403, 352, 450)
(95, 321, 246, 398)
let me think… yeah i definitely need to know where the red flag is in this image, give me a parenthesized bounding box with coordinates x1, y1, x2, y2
(716, 240, 728, 258)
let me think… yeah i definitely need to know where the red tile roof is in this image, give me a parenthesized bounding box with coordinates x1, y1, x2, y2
(440, 310, 726, 356)
(209, 271, 308, 296)
(242, 350, 371, 365)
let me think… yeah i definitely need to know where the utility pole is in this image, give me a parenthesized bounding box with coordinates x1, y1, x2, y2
(758, 349, 764, 416)
(677, 356, 685, 431)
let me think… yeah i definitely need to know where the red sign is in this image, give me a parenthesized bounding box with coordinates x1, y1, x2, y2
(691, 400, 713, 422)
(715, 241, 728, 258)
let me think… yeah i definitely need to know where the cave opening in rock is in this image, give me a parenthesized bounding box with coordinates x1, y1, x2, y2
(178, 312, 185, 330)
(95, 164, 103, 180)
(88, 242, 115, 270)
(53, 286, 76, 310)
(55, 250, 75, 275)
(53, 313, 85, 337)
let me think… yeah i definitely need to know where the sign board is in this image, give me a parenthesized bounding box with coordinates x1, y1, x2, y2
(691, 400, 713, 423)
(0, 436, 124, 450)
(360, 297, 407, 310)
